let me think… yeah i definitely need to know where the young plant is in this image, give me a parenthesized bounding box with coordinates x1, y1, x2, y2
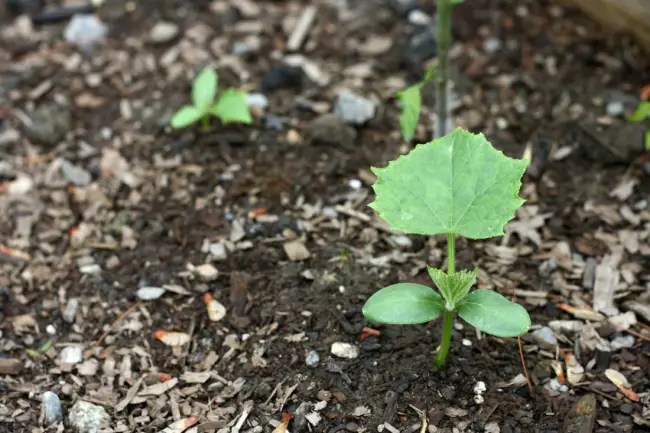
(397, 64, 435, 142)
(629, 101, 650, 151)
(171, 67, 252, 130)
(362, 128, 531, 368)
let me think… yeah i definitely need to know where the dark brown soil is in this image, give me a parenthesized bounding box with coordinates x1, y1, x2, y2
(1, 1, 650, 433)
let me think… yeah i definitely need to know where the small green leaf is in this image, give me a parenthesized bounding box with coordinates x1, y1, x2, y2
(363, 283, 444, 325)
(369, 128, 529, 239)
(427, 267, 477, 307)
(630, 102, 650, 122)
(457, 289, 530, 337)
(645, 130, 650, 151)
(171, 106, 203, 129)
(211, 89, 253, 125)
(397, 84, 422, 142)
(192, 68, 218, 109)
(423, 63, 436, 82)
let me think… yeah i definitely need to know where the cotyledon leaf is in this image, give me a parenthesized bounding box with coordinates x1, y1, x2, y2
(369, 128, 529, 239)
(362, 283, 444, 325)
(457, 289, 530, 337)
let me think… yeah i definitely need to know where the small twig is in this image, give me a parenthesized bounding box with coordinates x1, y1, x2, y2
(95, 302, 142, 346)
(511, 289, 533, 393)
(408, 405, 428, 433)
(607, 319, 650, 342)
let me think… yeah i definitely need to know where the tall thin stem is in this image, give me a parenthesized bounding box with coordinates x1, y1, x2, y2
(435, 232, 456, 368)
(435, 0, 453, 139)
(446, 232, 455, 275)
(435, 310, 455, 368)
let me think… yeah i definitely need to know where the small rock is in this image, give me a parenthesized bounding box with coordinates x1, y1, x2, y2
(64, 14, 108, 49)
(545, 378, 569, 393)
(305, 350, 320, 367)
(41, 392, 62, 425)
(532, 327, 558, 350)
(247, 93, 268, 110)
(484, 422, 500, 433)
(606, 101, 624, 117)
(403, 25, 437, 66)
(473, 381, 486, 395)
(283, 240, 310, 261)
(331, 342, 359, 359)
(582, 258, 597, 290)
(308, 114, 357, 147)
(333, 88, 377, 125)
(209, 243, 228, 260)
(59, 346, 83, 365)
(388, 0, 421, 16)
(445, 407, 468, 418)
(62, 298, 78, 324)
(68, 400, 111, 433)
(193, 263, 219, 281)
(136, 286, 166, 300)
(390, 235, 412, 248)
(408, 9, 432, 26)
(610, 335, 635, 351)
(148, 21, 179, 44)
(483, 37, 502, 53)
(563, 394, 597, 433)
(292, 402, 310, 433)
(60, 159, 92, 186)
(263, 114, 284, 131)
(358, 35, 393, 55)
(261, 64, 303, 92)
(22, 103, 71, 147)
(538, 257, 558, 277)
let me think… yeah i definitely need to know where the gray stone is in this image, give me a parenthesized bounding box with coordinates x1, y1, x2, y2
(22, 103, 71, 147)
(532, 327, 558, 350)
(62, 298, 79, 324)
(308, 114, 356, 147)
(305, 350, 320, 367)
(333, 89, 377, 125)
(60, 159, 91, 186)
(41, 392, 62, 425)
(69, 400, 110, 433)
(148, 21, 179, 44)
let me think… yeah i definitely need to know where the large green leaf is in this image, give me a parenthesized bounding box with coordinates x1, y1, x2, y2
(170, 106, 203, 129)
(210, 89, 253, 125)
(457, 289, 530, 337)
(369, 128, 528, 239)
(427, 267, 477, 307)
(397, 84, 422, 142)
(363, 283, 444, 325)
(192, 68, 218, 109)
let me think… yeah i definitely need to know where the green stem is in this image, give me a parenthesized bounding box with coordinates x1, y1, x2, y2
(435, 0, 453, 139)
(201, 115, 209, 130)
(435, 309, 455, 368)
(447, 232, 455, 275)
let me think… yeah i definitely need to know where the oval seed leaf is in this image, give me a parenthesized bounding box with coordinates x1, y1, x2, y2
(369, 128, 528, 239)
(629, 101, 650, 122)
(170, 106, 202, 129)
(192, 68, 218, 108)
(363, 283, 444, 325)
(211, 89, 253, 124)
(397, 84, 422, 142)
(457, 289, 530, 337)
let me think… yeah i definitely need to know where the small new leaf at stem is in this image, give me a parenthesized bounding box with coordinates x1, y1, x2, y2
(211, 89, 253, 124)
(369, 128, 529, 239)
(645, 130, 650, 151)
(397, 84, 422, 142)
(630, 102, 650, 122)
(457, 289, 530, 337)
(427, 267, 477, 308)
(363, 283, 444, 325)
(192, 68, 218, 109)
(171, 106, 203, 129)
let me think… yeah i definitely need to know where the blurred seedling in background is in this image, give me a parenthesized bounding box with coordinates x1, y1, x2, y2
(629, 100, 650, 151)
(362, 128, 531, 368)
(170, 67, 252, 130)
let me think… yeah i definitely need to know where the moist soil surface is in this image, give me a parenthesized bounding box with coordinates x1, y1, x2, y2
(1, 1, 650, 433)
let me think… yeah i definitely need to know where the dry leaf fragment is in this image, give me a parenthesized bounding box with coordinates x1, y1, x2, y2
(203, 293, 226, 322)
(115, 377, 143, 412)
(557, 303, 606, 322)
(550, 360, 566, 385)
(138, 377, 178, 396)
(159, 416, 200, 433)
(154, 330, 190, 346)
(283, 240, 311, 261)
(271, 413, 292, 433)
(605, 369, 638, 401)
(565, 354, 584, 385)
(180, 371, 211, 384)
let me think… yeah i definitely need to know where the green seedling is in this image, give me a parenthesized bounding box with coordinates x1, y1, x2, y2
(362, 128, 531, 368)
(629, 101, 650, 151)
(171, 67, 252, 130)
(397, 63, 435, 142)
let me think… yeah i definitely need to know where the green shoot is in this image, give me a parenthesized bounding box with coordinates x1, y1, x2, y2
(362, 128, 531, 368)
(629, 101, 650, 151)
(171, 67, 252, 130)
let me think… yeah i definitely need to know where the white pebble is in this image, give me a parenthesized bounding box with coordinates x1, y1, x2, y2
(348, 179, 362, 189)
(46, 324, 56, 335)
(473, 381, 486, 395)
(59, 346, 83, 365)
(462, 339, 472, 347)
(331, 342, 359, 359)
